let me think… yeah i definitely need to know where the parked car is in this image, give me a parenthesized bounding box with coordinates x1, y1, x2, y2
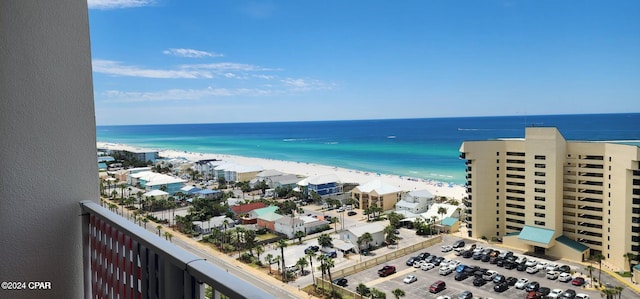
(347, 211, 357, 216)
(525, 281, 540, 292)
(441, 245, 453, 252)
(325, 251, 337, 258)
(536, 261, 548, 270)
(482, 270, 498, 281)
(413, 260, 424, 268)
(559, 272, 572, 282)
(546, 263, 559, 272)
(575, 294, 590, 299)
(304, 245, 319, 254)
(571, 277, 585, 286)
(436, 296, 452, 299)
(504, 261, 517, 269)
(526, 291, 543, 299)
(525, 258, 538, 267)
(377, 265, 396, 277)
(546, 270, 560, 280)
(506, 276, 518, 286)
(493, 274, 506, 284)
(537, 287, 551, 298)
(429, 280, 446, 293)
(462, 250, 474, 258)
(439, 265, 454, 276)
(418, 252, 431, 260)
(332, 277, 347, 287)
(453, 240, 465, 248)
(526, 266, 539, 274)
(421, 262, 435, 271)
(548, 289, 564, 298)
(406, 256, 418, 266)
(481, 254, 491, 262)
(403, 275, 417, 284)
(517, 263, 528, 271)
(473, 277, 487, 286)
(494, 281, 509, 292)
(561, 289, 577, 299)
(515, 277, 530, 289)
(559, 265, 571, 273)
(457, 290, 473, 299)
(455, 271, 469, 281)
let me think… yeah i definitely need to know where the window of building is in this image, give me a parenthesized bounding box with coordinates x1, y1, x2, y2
(535, 155, 546, 160)
(535, 164, 546, 168)
(534, 220, 545, 226)
(535, 180, 545, 185)
(534, 188, 545, 193)
(534, 212, 545, 218)
(534, 196, 545, 201)
(535, 171, 546, 177)
(535, 204, 545, 210)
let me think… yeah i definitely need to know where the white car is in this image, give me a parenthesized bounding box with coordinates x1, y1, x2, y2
(413, 261, 423, 268)
(403, 275, 417, 284)
(421, 262, 435, 271)
(546, 263, 559, 272)
(536, 261, 548, 270)
(525, 258, 538, 267)
(515, 256, 527, 264)
(482, 270, 498, 281)
(473, 245, 484, 253)
(515, 278, 530, 289)
(441, 245, 453, 252)
(548, 289, 564, 298)
(526, 266, 539, 274)
(439, 265, 454, 275)
(558, 272, 572, 282)
(546, 270, 559, 280)
(436, 296, 452, 299)
(575, 294, 590, 299)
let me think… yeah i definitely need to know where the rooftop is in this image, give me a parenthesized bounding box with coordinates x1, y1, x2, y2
(519, 225, 556, 245)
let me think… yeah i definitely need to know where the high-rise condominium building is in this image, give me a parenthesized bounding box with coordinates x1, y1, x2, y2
(460, 127, 640, 271)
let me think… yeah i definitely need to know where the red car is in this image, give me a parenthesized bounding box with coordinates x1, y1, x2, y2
(429, 280, 446, 293)
(571, 277, 586, 286)
(377, 265, 396, 277)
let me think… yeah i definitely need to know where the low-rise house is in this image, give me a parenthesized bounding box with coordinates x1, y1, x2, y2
(438, 217, 460, 233)
(195, 189, 221, 200)
(193, 159, 223, 180)
(274, 216, 305, 239)
(300, 215, 329, 235)
(339, 222, 386, 251)
(143, 189, 169, 200)
(129, 171, 185, 194)
(230, 202, 267, 224)
(193, 216, 235, 235)
(395, 189, 434, 214)
(352, 180, 403, 211)
(252, 206, 281, 231)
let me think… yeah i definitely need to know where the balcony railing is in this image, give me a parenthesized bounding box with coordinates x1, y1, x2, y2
(80, 200, 275, 299)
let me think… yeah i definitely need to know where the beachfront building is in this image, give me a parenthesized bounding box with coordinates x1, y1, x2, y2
(214, 162, 264, 183)
(193, 159, 223, 180)
(352, 179, 403, 211)
(130, 171, 186, 194)
(1, 2, 271, 297)
(297, 174, 344, 198)
(460, 127, 640, 271)
(395, 189, 435, 214)
(107, 148, 159, 164)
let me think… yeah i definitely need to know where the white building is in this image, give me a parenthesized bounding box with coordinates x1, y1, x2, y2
(396, 189, 434, 214)
(340, 222, 386, 250)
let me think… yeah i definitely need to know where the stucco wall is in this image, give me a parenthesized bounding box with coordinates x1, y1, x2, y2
(0, 1, 98, 298)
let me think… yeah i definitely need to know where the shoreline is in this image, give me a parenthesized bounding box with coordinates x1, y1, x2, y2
(98, 142, 468, 200)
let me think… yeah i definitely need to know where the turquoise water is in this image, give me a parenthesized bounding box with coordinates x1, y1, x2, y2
(97, 113, 640, 185)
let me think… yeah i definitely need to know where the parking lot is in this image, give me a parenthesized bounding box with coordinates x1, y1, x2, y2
(339, 236, 620, 299)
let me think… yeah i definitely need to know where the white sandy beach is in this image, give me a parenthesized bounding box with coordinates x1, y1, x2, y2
(98, 142, 468, 200)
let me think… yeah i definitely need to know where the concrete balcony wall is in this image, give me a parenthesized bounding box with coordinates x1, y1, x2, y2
(0, 1, 98, 298)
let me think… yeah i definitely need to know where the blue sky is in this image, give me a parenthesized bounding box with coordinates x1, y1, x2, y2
(89, 0, 640, 125)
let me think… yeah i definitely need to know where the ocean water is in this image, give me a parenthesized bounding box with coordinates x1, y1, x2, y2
(97, 113, 640, 185)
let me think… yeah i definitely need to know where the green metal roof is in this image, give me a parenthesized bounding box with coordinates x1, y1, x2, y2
(253, 206, 278, 216)
(441, 217, 458, 227)
(555, 235, 589, 252)
(258, 212, 283, 222)
(518, 225, 555, 245)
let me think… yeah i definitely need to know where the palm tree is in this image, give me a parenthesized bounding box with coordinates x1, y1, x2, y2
(384, 224, 398, 247)
(222, 219, 230, 244)
(437, 206, 448, 221)
(264, 253, 274, 274)
(273, 255, 281, 275)
(255, 245, 264, 264)
(294, 230, 306, 244)
(156, 225, 162, 237)
(141, 217, 148, 229)
(356, 283, 369, 299)
(600, 287, 616, 299)
(613, 286, 624, 299)
(324, 257, 335, 296)
(593, 253, 605, 286)
(296, 257, 308, 275)
(277, 239, 288, 282)
(317, 233, 333, 248)
(358, 232, 373, 251)
(317, 254, 327, 293)
(623, 252, 637, 272)
(371, 288, 386, 299)
(163, 231, 172, 242)
(584, 265, 594, 286)
(391, 288, 405, 299)
(306, 251, 317, 287)
(331, 217, 339, 232)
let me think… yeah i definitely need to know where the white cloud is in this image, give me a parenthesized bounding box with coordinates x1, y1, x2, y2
(100, 87, 277, 103)
(92, 59, 213, 79)
(281, 77, 335, 91)
(88, 0, 155, 10)
(185, 62, 275, 72)
(163, 48, 224, 58)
